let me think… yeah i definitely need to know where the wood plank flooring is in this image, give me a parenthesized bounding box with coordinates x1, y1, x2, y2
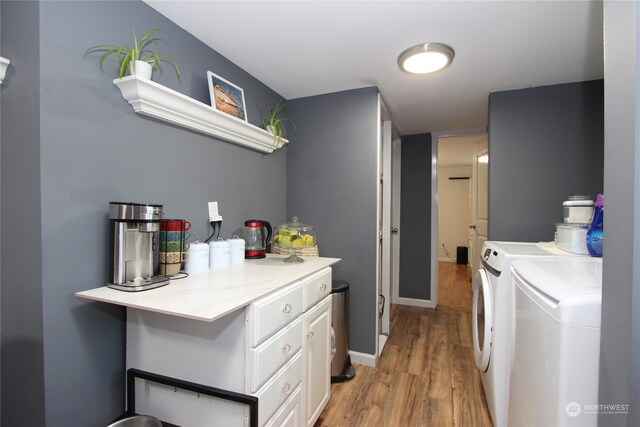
(438, 261, 473, 312)
(315, 303, 492, 426)
(315, 263, 492, 427)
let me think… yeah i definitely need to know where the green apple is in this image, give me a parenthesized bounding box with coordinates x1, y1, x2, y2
(278, 227, 289, 236)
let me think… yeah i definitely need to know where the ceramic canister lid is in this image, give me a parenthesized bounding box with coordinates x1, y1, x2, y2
(209, 239, 230, 248)
(229, 236, 245, 246)
(189, 241, 210, 252)
(563, 195, 594, 207)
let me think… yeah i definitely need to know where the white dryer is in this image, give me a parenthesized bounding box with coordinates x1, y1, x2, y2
(471, 241, 574, 427)
(509, 257, 602, 427)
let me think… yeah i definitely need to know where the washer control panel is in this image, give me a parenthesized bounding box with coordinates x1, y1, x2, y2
(482, 243, 506, 273)
(480, 241, 556, 276)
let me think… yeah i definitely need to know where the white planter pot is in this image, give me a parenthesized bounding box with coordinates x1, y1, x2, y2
(266, 125, 284, 148)
(0, 56, 10, 84)
(128, 60, 152, 80)
(266, 125, 276, 135)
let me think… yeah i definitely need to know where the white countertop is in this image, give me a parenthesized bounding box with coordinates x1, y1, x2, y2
(75, 255, 341, 322)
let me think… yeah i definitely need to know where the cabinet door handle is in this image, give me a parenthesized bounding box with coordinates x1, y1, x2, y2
(320, 283, 327, 292)
(307, 331, 314, 340)
(282, 304, 291, 314)
(282, 343, 291, 354)
(282, 382, 291, 393)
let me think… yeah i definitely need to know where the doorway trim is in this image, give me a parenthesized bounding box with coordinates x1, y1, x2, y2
(430, 127, 486, 308)
(375, 94, 400, 363)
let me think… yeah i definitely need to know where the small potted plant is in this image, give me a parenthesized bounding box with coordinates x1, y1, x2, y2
(261, 100, 294, 148)
(84, 27, 180, 81)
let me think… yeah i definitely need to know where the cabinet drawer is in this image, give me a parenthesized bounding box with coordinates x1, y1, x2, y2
(303, 268, 332, 311)
(248, 282, 303, 347)
(264, 384, 302, 427)
(255, 351, 302, 426)
(249, 316, 303, 393)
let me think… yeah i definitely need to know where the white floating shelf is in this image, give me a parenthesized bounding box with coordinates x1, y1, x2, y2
(113, 75, 287, 153)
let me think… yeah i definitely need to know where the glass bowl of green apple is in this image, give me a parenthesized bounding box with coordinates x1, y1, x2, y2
(272, 216, 316, 262)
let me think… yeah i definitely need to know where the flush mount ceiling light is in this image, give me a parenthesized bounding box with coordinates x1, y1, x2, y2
(397, 42, 455, 75)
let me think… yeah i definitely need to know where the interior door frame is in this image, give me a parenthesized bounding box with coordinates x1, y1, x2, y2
(375, 94, 399, 361)
(430, 127, 486, 308)
(380, 120, 392, 337)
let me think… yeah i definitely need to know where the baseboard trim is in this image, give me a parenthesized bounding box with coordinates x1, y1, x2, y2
(397, 297, 437, 309)
(349, 351, 376, 367)
(378, 334, 388, 356)
(438, 257, 457, 263)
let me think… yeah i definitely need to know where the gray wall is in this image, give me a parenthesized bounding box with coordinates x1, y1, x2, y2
(287, 87, 379, 355)
(399, 133, 432, 300)
(599, 1, 639, 425)
(2, 1, 286, 426)
(1, 2, 45, 425)
(488, 80, 604, 241)
(0, 1, 2, 421)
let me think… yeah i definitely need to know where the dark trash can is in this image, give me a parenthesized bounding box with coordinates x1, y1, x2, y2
(456, 246, 468, 265)
(331, 280, 356, 383)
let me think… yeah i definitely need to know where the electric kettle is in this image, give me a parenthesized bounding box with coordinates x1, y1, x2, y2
(243, 219, 272, 259)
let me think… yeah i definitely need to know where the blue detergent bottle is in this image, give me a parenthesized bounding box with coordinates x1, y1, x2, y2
(586, 194, 604, 257)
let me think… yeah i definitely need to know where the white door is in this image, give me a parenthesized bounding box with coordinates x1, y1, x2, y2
(391, 139, 401, 304)
(472, 268, 493, 371)
(469, 144, 489, 274)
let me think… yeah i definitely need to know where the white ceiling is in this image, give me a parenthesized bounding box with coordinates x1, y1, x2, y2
(144, 0, 604, 135)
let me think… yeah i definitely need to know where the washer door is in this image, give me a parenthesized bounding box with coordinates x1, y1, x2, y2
(472, 268, 493, 372)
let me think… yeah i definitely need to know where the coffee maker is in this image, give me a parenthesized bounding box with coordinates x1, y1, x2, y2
(107, 202, 170, 292)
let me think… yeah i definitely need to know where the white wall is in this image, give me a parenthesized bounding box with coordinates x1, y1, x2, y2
(437, 166, 471, 262)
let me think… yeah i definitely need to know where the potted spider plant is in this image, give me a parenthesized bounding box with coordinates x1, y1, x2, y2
(261, 100, 294, 147)
(84, 27, 180, 81)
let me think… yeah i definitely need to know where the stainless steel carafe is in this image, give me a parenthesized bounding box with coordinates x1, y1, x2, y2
(107, 202, 170, 291)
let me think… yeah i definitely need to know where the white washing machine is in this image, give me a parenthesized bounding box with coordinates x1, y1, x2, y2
(508, 257, 602, 427)
(471, 241, 576, 427)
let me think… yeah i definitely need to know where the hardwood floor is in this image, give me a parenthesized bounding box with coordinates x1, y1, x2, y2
(315, 304, 492, 427)
(438, 261, 473, 312)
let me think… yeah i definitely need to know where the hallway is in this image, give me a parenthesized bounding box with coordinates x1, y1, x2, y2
(438, 261, 473, 312)
(316, 303, 491, 426)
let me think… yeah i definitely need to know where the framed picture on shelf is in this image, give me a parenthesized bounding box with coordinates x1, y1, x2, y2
(207, 71, 247, 121)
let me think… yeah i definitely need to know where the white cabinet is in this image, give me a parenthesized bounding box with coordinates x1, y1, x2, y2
(264, 385, 302, 427)
(303, 268, 331, 310)
(246, 282, 304, 425)
(297, 267, 332, 426)
(249, 317, 303, 393)
(304, 294, 332, 427)
(124, 265, 333, 427)
(253, 351, 302, 423)
(248, 282, 304, 347)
